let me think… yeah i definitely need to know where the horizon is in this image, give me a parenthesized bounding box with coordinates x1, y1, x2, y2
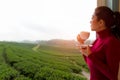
(0, 38, 95, 44)
(0, 0, 97, 41)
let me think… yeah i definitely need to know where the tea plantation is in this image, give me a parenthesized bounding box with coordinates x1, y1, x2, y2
(0, 42, 89, 80)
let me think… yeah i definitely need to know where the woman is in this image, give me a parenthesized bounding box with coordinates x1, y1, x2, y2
(77, 6, 120, 80)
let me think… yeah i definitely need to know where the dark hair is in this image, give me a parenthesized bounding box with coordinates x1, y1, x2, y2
(95, 6, 120, 39)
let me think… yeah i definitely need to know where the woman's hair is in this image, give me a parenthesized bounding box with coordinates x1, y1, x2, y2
(94, 6, 120, 39)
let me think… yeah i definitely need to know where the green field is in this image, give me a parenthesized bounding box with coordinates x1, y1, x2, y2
(0, 41, 89, 80)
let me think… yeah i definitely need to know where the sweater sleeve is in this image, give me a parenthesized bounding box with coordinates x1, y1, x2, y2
(88, 38, 120, 80)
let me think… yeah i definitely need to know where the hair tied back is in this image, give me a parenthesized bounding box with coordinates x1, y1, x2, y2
(111, 25, 116, 29)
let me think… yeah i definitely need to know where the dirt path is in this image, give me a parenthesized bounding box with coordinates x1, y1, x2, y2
(81, 70, 90, 80)
(32, 44, 40, 51)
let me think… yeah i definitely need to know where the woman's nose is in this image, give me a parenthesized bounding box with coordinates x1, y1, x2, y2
(90, 20, 92, 24)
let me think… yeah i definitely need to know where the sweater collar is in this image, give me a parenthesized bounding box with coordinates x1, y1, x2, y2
(96, 29, 111, 39)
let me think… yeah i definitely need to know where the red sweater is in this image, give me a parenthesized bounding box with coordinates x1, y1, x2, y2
(84, 29, 120, 80)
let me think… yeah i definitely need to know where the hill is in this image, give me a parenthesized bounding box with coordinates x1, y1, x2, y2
(0, 41, 89, 80)
(38, 39, 77, 47)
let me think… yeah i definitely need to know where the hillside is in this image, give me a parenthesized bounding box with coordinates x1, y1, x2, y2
(0, 41, 89, 80)
(36, 39, 77, 48)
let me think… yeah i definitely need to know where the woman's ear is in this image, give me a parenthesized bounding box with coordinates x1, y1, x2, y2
(99, 19, 105, 26)
(98, 19, 107, 30)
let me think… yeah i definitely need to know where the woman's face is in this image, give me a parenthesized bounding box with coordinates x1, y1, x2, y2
(90, 15, 100, 31)
(90, 14, 106, 32)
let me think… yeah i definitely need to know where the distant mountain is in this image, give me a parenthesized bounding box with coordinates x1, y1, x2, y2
(20, 39, 93, 48)
(37, 39, 77, 48)
(21, 40, 36, 44)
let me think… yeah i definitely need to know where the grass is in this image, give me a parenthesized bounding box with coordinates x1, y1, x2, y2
(0, 41, 89, 80)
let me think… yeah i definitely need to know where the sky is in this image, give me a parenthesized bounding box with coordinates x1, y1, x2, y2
(0, 0, 97, 41)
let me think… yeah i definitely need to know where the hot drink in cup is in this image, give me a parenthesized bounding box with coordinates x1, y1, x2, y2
(77, 31, 91, 48)
(77, 31, 90, 44)
(79, 31, 90, 41)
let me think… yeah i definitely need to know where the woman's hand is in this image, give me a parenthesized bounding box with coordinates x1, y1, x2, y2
(79, 45, 92, 56)
(77, 34, 92, 56)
